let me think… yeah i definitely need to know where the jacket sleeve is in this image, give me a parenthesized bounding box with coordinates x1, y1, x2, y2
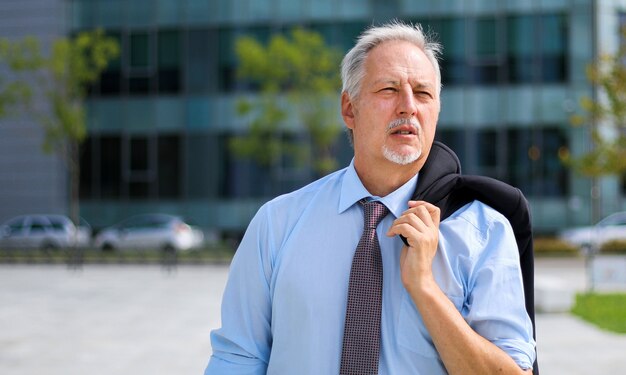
(204, 205, 274, 374)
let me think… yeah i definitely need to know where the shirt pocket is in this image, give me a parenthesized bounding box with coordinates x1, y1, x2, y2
(396, 292, 464, 358)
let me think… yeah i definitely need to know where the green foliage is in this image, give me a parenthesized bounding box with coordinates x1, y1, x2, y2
(533, 237, 579, 257)
(600, 240, 626, 254)
(1, 29, 118, 149)
(572, 292, 626, 333)
(565, 27, 626, 178)
(231, 28, 343, 175)
(0, 30, 119, 224)
(0, 36, 41, 117)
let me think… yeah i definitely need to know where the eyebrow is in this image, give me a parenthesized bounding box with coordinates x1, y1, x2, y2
(372, 79, 435, 91)
(413, 82, 435, 91)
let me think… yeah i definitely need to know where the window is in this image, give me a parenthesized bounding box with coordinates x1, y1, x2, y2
(431, 18, 467, 86)
(130, 137, 149, 172)
(99, 31, 123, 95)
(157, 135, 180, 198)
(29, 218, 48, 233)
(507, 15, 535, 83)
(540, 14, 567, 83)
(158, 30, 181, 93)
(186, 29, 217, 93)
(101, 136, 122, 198)
(8, 217, 26, 232)
(128, 136, 151, 199)
(435, 129, 466, 162)
(218, 28, 237, 92)
(507, 13, 567, 84)
(80, 134, 183, 200)
(506, 127, 568, 197)
(186, 134, 216, 199)
(477, 129, 498, 172)
(79, 137, 93, 199)
(469, 17, 503, 85)
(130, 32, 150, 68)
(129, 32, 152, 94)
(435, 127, 568, 197)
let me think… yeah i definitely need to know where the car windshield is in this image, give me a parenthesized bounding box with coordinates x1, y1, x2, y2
(599, 213, 626, 227)
(48, 217, 69, 231)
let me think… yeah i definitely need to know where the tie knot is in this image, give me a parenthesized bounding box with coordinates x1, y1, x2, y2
(360, 199, 389, 229)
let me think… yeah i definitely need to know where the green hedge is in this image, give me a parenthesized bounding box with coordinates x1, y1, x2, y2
(600, 240, 626, 254)
(533, 237, 579, 257)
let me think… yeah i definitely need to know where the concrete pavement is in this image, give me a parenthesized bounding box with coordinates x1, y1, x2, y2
(0, 258, 625, 374)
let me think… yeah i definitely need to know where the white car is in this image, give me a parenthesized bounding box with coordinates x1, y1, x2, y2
(559, 211, 626, 249)
(94, 213, 204, 252)
(0, 214, 92, 250)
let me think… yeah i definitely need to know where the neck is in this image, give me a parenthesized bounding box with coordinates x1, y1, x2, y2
(354, 158, 423, 197)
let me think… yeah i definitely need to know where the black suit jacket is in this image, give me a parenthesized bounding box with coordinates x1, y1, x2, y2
(403, 141, 538, 374)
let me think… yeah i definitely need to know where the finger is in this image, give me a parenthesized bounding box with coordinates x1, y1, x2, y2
(387, 217, 427, 237)
(388, 211, 429, 235)
(407, 201, 440, 226)
(397, 205, 434, 230)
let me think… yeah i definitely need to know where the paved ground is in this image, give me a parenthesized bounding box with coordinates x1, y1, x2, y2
(0, 258, 625, 375)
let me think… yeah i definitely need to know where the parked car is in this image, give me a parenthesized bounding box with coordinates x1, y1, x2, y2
(0, 214, 92, 250)
(558, 211, 626, 249)
(94, 213, 204, 252)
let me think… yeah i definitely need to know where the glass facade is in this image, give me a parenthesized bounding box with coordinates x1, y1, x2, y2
(71, 0, 602, 232)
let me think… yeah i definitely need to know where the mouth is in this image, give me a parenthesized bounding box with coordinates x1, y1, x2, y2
(389, 125, 418, 136)
(387, 118, 420, 137)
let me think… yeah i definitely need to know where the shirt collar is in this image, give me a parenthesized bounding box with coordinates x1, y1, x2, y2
(338, 159, 419, 218)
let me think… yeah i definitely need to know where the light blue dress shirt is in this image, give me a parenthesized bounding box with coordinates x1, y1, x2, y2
(206, 161, 536, 374)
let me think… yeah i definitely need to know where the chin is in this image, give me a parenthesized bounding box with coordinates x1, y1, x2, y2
(383, 146, 422, 166)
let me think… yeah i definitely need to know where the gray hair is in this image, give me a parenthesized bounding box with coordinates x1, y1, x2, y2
(340, 21, 442, 144)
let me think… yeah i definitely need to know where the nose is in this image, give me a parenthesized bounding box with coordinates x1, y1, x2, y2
(397, 86, 417, 117)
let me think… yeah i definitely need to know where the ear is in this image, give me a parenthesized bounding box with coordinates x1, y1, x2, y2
(341, 92, 356, 130)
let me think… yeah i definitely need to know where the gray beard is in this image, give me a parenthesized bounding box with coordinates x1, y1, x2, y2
(382, 145, 422, 165)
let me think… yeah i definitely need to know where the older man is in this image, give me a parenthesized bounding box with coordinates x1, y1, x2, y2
(205, 21, 535, 374)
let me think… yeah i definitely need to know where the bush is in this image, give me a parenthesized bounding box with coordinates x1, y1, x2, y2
(600, 240, 626, 254)
(533, 237, 579, 257)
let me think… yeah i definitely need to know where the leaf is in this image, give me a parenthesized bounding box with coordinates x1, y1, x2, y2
(231, 28, 343, 175)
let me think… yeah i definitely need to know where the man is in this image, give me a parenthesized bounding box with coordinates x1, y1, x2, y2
(205, 21, 535, 374)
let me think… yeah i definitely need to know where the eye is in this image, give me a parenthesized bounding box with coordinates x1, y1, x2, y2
(379, 87, 397, 93)
(415, 90, 433, 98)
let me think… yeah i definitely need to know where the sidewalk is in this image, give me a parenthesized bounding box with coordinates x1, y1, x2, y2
(0, 264, 227, 375)
(534, 256, 626, 374)
(0, 259, 624, 374)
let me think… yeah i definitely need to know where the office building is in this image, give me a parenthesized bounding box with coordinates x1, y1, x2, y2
(2, 0, 625, 236)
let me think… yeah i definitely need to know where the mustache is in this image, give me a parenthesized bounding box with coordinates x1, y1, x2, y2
(387, 118, 420, 132)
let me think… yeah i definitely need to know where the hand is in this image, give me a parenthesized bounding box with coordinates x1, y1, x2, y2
(386, 200, 440, 292)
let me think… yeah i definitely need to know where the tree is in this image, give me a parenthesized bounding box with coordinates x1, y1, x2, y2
(568, 58, 626, 176)
(230, 28, 343, 181)
(0, 30, 119, 226)
(0, 37, 40, 117)
(564, 28, 626, 291)
(565, 27, 626, 225)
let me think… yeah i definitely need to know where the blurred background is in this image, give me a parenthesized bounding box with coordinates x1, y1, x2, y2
(0, 0, 625, 244)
